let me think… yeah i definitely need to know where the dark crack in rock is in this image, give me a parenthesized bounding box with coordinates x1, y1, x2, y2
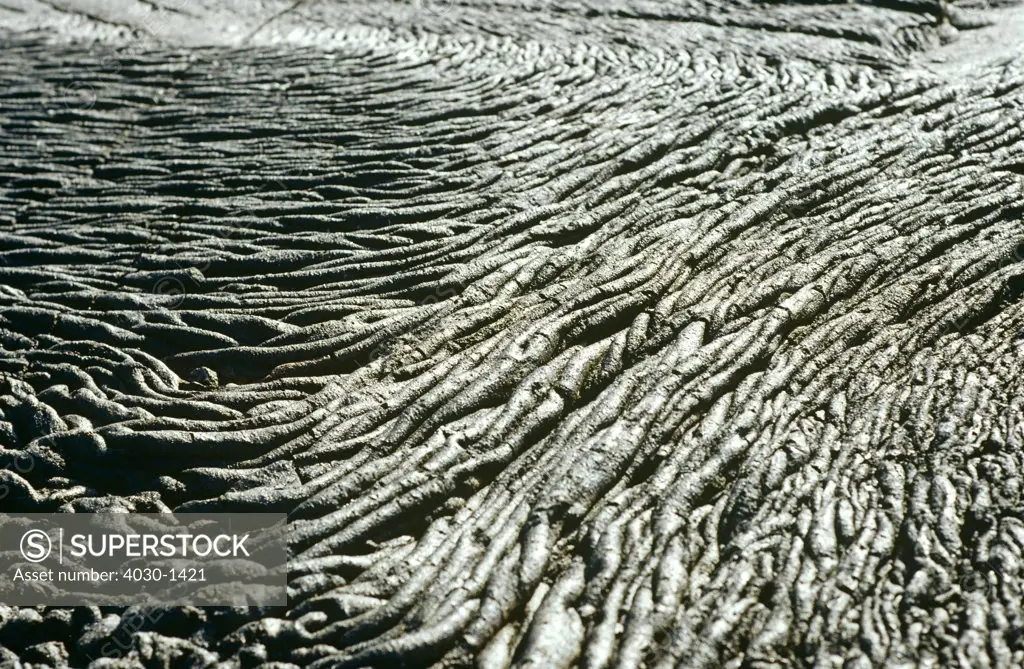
(2, 0, 1024, 666)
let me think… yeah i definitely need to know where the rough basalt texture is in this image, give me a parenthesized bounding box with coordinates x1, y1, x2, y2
(2, 0, 1024, 667)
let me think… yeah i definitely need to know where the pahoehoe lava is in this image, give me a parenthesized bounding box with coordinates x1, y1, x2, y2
(2, 0, 1024, 666)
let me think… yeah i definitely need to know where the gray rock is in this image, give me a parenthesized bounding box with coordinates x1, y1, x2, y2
(2, 0, 1024, 667)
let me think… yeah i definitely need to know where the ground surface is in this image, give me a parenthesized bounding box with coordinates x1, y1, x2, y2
(2, 0, 1024, 667)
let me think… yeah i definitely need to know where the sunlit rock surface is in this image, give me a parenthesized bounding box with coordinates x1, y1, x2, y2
(2, 0, 1024, 666)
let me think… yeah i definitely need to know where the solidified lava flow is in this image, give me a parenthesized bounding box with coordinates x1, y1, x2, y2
(2, 0, 1024, 666)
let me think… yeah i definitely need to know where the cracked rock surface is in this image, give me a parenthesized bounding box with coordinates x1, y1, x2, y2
(2, 0, 1024, 666)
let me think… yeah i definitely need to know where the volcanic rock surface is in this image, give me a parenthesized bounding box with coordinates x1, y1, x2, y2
(2, 0, 1024, 666)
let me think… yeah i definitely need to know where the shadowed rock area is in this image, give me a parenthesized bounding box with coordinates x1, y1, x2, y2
(2, 0, 1024, 666)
